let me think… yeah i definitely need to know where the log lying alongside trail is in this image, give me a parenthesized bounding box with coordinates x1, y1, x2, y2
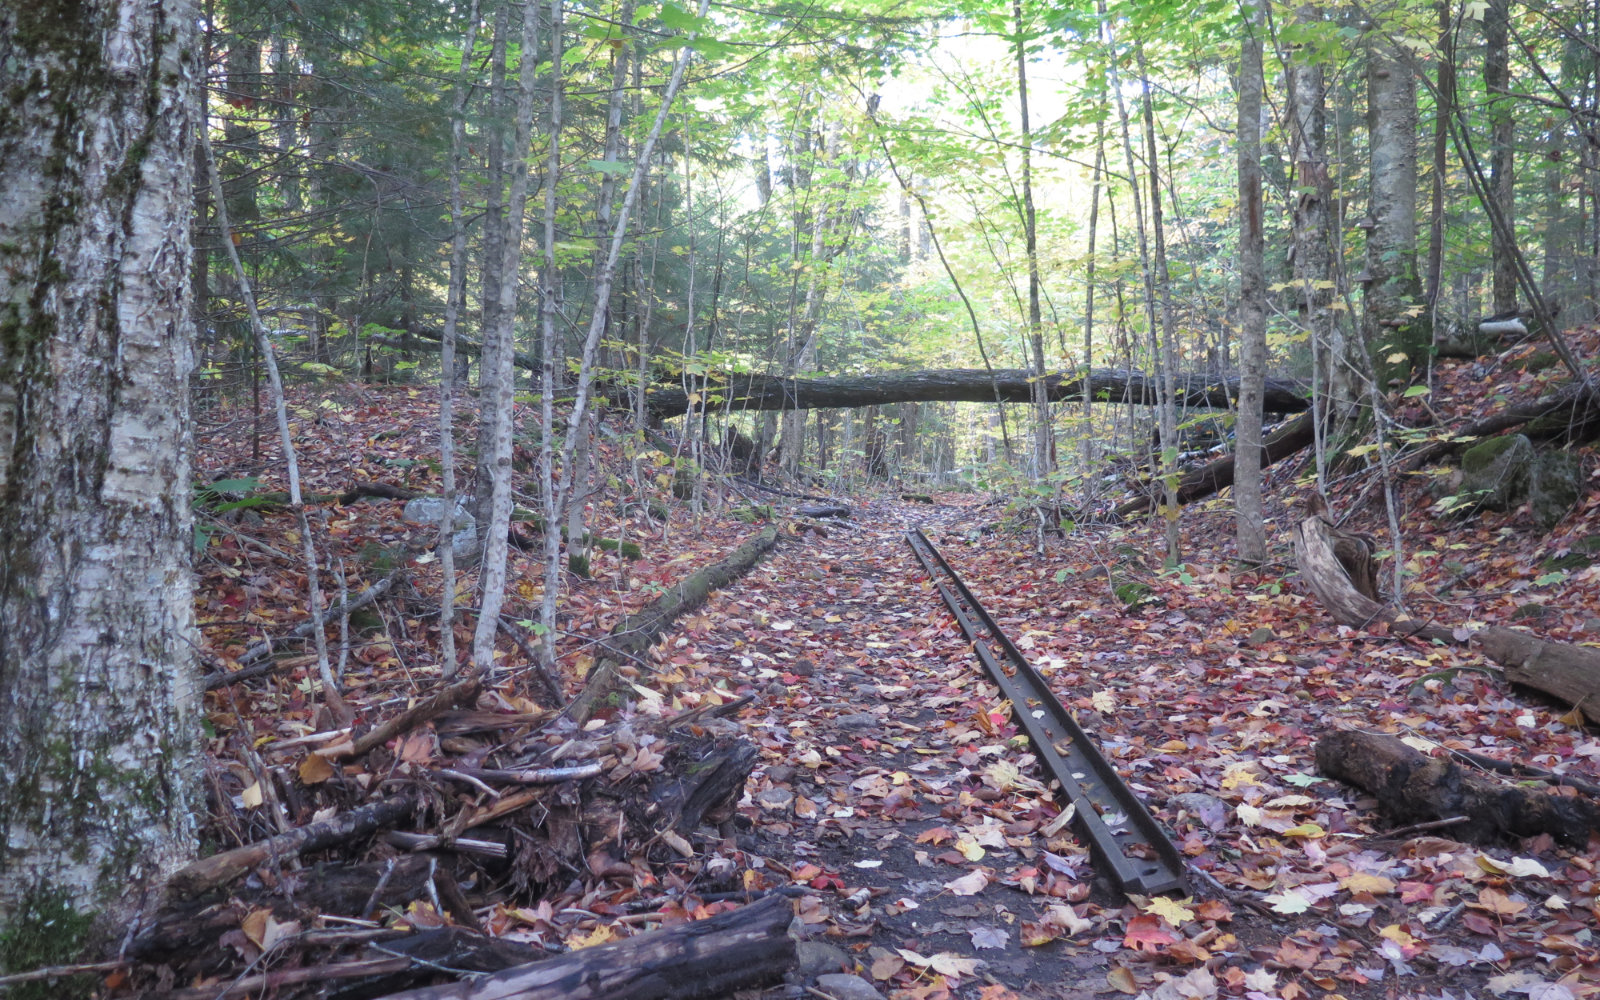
(1115, 412, 1316, 518)
(1293, 505, 1600, 844)
(567, 525, 781, 723)
(1316, 730, 1600, 845)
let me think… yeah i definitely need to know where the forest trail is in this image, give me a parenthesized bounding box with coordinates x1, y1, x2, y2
(661, 490, 1600, 1000)
(678, 496, 1127, 998)
(185, 381, 1600, 1000)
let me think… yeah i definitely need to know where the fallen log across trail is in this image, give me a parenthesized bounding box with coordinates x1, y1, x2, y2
(626, 368, 1310, 421)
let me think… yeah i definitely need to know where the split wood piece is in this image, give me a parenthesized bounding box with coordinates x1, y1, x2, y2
(355, 927, 555, 997)
(1315, 730, 1600, 846)
(567, 525, 781, 724)
(795, 503, 850, 518)
(1115, 411, 1315, 518)
(167, 793, 420, 899)
(205, 569, 404, 688)
(626, 368, 1311, 420)
(1479, 626, 1600, 727)
(1292, 509, 1459, 645)
(329, 677, 483, 759)
(372, 893, 796, 1000)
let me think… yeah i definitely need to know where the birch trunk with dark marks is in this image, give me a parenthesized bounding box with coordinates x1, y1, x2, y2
(0, 0, 203, 923)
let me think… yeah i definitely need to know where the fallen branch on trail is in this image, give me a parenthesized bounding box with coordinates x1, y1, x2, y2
(1116, 412, 1315, 518)
(567, 525, 781, 723)
(373, 893, 796, 1000)
(628, 368, 1310, 420)
(1315, 730, 1600, 846)
(1479, 627, 1600, 727)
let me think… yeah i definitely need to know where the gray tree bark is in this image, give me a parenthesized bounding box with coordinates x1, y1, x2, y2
(1361, 37, 1422, 402)
(0, 0, 202, 923)
(1485, 0, 1518, 315)
(1236, 0, 1267, 565)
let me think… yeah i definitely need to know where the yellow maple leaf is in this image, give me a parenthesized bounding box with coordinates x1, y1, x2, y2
(1143, 895, 1195, 927)
(568, 924, 618, 949)
(1339, 873, 1396, 895)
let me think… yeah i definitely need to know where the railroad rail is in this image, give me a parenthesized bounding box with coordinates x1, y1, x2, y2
(905, 529, 1187, 897)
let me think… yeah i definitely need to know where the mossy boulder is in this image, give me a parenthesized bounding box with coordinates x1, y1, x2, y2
(1459, 434, 1535, 512)
(1528, 449, 1583, 530)
(1454, 434, 1583, 529)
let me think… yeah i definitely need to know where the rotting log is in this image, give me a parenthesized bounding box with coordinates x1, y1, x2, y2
(372, 894, 796, 1000)
(1400, 382, 1600, 472)
(1292, 508, 1459, 645)
(1115, 412, 1315, 518)
(628, 368, 1310, 420)
(1479, 626, 1600, 727)
(1315, 730, 1600, 846)
(796, 503, 850, 518)
(567, 525, 780, 723)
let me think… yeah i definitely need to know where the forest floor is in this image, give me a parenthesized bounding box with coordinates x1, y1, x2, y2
(186, 334, 1600, 1000)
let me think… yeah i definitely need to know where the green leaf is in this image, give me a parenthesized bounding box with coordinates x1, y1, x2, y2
(588, 159, 633, 176)
(1402, 385, 1430, 397)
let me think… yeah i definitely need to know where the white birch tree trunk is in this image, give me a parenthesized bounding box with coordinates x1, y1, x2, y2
(0, 0, 203, 924)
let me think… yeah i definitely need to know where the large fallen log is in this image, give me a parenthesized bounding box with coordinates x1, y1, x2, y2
(374, 894, 796, 1000)
(1479, 627, 1600, 727)
(1115, 412, 1316, 518)
(1315, 730, 1600, 846)
(628, 368, 1309, 420)
(567, 525, 781, 723)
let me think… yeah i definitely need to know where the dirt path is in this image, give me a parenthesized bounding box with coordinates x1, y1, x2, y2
(669, 498, 1128, 999)
(661, 495, 1587, 1000)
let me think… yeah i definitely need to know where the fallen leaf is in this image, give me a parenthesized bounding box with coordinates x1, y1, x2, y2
(944, 869, 989, 895)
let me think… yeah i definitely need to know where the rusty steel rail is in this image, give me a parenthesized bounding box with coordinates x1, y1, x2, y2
(906, 529, 1187, 897)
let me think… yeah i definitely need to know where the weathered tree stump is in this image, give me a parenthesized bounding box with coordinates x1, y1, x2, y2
(1316, 730, 1600, 845)
(1293, 509, 1457, 644)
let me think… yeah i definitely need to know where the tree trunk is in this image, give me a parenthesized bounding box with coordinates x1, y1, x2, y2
(1137, 41, 1183, 564)
(1362, 36, 1422, 396)
(1485, 0, 1518, 315)
(1235, 0, 1267, 565)
(1287, 3, 1337, 483)
(1014, 0, 1052, 480)
(473, 0, 543, 673)
(0, 0, 202, 923)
